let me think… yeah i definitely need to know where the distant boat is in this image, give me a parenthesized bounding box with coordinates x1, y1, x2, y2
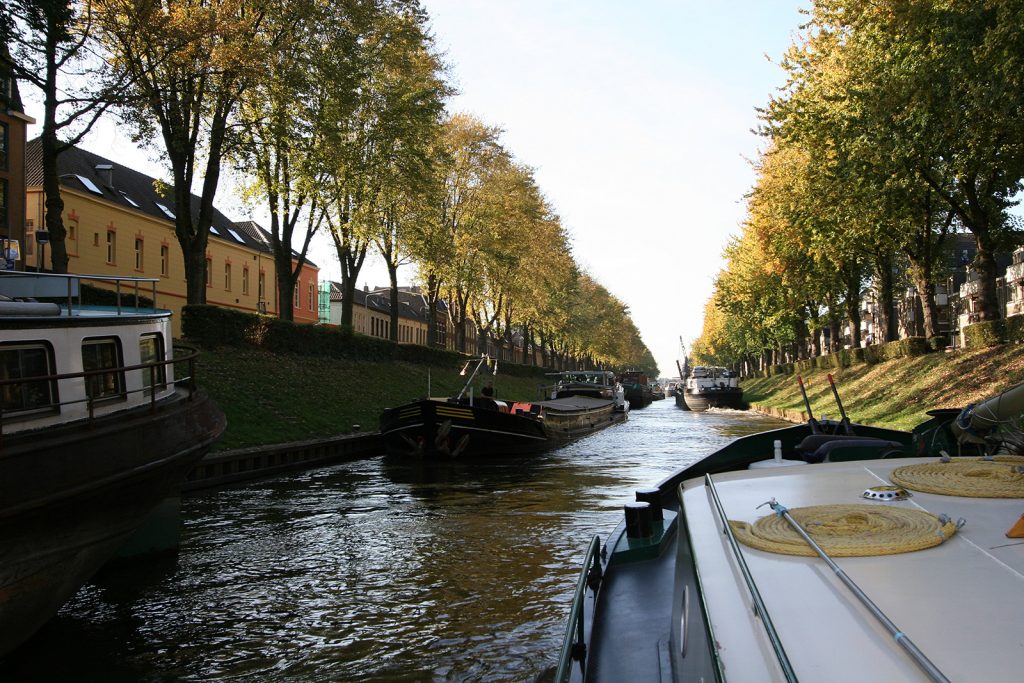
(682, 365, 745, 411)
(618, 370, 653, 408)
(380, 360, 627, 459)
(0, 272, 226, 656)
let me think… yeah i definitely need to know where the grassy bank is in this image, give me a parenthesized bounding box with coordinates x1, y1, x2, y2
(742, 344, 1024, 431)
(194, 348, 558, 450)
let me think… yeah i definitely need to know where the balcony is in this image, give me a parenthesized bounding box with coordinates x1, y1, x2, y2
(1006, 262, 1024, 283)
(960, 279, 982, 297)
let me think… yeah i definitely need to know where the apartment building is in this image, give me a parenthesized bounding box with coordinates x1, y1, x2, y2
(24, 140, 318, 335)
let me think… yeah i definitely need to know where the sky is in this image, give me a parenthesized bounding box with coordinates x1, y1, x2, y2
(23, 1, 809, 378)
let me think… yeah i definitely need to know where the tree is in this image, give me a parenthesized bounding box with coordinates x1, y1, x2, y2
(97, 0, 273, 303)
(769, 0, 1024, 322)
(416, 113, 506, 352)
(6, 0, 125, 273)
(235, 0, 362, 320)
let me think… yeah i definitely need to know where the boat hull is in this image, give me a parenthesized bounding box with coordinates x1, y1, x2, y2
(380, 396, 625, 459)
(682, 388, 745, 411)
(623, 385, 653, 409)
(0, 388, 226, 656)
(557, 420, 919, 681)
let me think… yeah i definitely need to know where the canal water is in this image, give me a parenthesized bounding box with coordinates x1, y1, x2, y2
(4, 400, 784, 682)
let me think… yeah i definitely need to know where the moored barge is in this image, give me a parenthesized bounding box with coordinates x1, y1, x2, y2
(0, 272, 226, 656)
(380, 364, 627, 459)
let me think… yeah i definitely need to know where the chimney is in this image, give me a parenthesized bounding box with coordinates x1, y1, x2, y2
(95, 164, 113, 186)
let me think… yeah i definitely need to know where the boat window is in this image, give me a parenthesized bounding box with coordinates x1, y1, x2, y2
(139, 333, 167, 394)
(82, 337, 126, 401)
(0, 342, 59, 416)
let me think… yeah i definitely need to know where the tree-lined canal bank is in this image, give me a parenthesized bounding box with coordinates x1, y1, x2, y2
(0, 401, 783, 682)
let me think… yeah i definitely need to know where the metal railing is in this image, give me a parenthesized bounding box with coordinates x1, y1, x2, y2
(0, 271, 160, 315)
(0, 343, 200, 443)
(554, 534, 604, 682)
(705, 474, 798, 682)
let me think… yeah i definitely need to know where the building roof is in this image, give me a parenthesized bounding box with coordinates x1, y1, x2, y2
(326, 282, 448, 319)
(25, 138, 316, 267)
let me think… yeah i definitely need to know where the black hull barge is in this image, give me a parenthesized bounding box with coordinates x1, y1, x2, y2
(380, 395, 625, 458)
(0, 272, 226, 656)
(380, 364, 627, 459)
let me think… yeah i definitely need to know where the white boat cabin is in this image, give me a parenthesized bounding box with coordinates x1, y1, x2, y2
(0, 273, 177, 436)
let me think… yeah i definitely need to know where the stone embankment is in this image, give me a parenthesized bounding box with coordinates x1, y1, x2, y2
(183, 431, 383, 491)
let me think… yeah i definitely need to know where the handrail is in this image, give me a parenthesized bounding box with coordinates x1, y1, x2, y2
(0, 344, 200, 441)
(554, 534, 604, 682)
(0, 271, 161, 315)
(705, 474, 798, 682)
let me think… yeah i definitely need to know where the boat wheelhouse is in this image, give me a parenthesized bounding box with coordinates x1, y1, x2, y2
(683, 365, 745, 411)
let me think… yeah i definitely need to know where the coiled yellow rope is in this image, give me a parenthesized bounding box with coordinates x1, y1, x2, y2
(891, 460, 1024, 498)
(729, 504, 959, 557)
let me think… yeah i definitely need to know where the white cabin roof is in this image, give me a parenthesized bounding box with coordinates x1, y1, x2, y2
(682, 457, 1024, 682)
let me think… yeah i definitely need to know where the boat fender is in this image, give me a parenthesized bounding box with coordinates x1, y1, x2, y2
(635, 488, 663, 521)
(624, 502, 653, 539)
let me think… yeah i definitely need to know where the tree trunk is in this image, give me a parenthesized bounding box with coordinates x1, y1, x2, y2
(40, 13, 68, 273)
(276, 250, 294, 321)
(388, 262, 399, 342)
(874, 252, 896, 342)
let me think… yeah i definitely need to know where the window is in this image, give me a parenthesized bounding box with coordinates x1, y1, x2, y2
(242, 267, 249, 295)
(258, 272, 266, 302)
(106, 230, 116, 264)
(308, 282, 314, 310)
(139, 333, 166, 394)
(227, 228, 246, 243)
(224, 262, 232, 290)
(82, 337, 125, 401)
(206, 258, 212, 287)
(0, 121, 8, 169)
(0, 178, 7, 232)
(155, 202, 176, 220)
(134, 238, 144, 271)
(160, 245, 169, 277)
(294, 284, 301, 308)
(74, 174, 103, 195)
(67, 220, 78, 256)
(0, 342, 58, 416)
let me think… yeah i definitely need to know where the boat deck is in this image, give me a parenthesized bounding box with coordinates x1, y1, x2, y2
(537, 396, 615, 413)
(682, 457, 1024, 682)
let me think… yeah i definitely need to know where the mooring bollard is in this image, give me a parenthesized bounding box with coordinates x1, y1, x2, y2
(635, 488, 663, 521)
(624, 501, 653, 539)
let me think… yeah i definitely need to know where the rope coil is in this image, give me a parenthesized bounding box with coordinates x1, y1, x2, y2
(729, 504, 959, 557)
(891, 459, 1024, 498)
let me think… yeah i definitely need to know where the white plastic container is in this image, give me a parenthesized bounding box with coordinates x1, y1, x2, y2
(748, 439, 807, 469)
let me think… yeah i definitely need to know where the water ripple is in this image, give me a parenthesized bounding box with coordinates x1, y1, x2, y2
(1, 401, 783, 682)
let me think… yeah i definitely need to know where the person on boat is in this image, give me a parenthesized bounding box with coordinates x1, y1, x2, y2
(481, 381, 495, 398)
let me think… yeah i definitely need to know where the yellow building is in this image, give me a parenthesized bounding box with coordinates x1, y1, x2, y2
(24, 140, 318, 335)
